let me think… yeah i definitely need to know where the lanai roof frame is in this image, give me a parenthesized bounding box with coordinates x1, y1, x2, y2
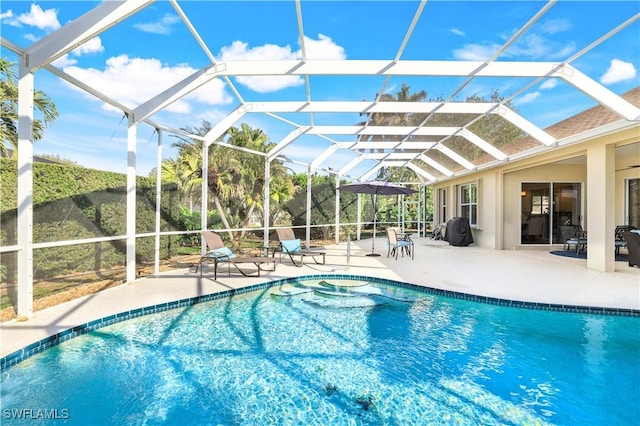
(2, 1, 638, 181)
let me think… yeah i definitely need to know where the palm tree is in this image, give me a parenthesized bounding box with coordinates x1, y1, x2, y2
(1, 58, 59, 158)
(357, 83, 427, 181)
(226, 124, 269, 236)
(358, 83, 427, 144)
(161, 156, 201, 210)
(225, 123, 295, 238)
(164, 120, 296, 242)
(166, 120, 237, 239)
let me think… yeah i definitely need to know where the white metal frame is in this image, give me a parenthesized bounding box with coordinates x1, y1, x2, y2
(1, 0, 639, 316)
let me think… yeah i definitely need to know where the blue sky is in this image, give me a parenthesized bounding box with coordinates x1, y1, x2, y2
(1, 1, 639, 177)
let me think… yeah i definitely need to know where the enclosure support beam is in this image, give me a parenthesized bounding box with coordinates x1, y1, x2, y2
(356, 194, 362, 241)
(201, 139, 209, 256)
(335, 175, 341, 244)
(154, 129, 163, 275)
(306, 166, 312, 249)
(263, 160, 271, 250)
(16, 61, 35, 318)
(126, 115, 137, 284)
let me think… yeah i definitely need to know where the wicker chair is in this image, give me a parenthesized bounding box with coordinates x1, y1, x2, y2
(622, 232, 640, 267)
(558, 225, 586, 254)
(615, 225, 636, 255)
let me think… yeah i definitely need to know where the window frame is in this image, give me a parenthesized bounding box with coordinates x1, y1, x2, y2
(438, 188, 447, 224)
(458, 182, 478, 227)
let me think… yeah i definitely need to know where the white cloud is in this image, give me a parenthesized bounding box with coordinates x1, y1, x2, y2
(304, 34, 347, 60)
(16, 4, 60, 31)
(51, 54, 77, 68)
(133, 14, 181, 35)
(51, 38, 104, 68)
(506, 34, 576, 60)
(63, 55, 233, 112)
(219, 34, 346, 93)
(539, 79, 559, 90)
(600, 59, 637, 85)
(454, 19, 575, 61)
(220, 40, 297, 61)
(0, 10, 15, 23)
(71, 37, 104, 56)
(24, 33, 39, 43)
(539, 19, 572, 35)
(515, 91, 541, 105)
(453, 43, 501, 61)
(449, 28, 465, 37)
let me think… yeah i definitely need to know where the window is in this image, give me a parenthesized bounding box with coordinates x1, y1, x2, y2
(531, 194, 550, 215)
(459, 183, 477, 226)
(438, 188, 447, 224)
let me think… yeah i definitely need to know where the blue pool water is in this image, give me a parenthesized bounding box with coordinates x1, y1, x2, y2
(2, 278, 639, 425)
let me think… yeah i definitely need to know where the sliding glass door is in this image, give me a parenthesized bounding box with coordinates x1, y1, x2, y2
(521, 182, 582, 245)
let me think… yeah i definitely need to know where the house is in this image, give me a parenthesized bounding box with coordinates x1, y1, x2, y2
(431, 87, 640, 272)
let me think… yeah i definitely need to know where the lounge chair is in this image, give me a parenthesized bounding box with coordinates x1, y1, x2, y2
(386, 227, 414, 260)
(622, 232, 640, 267)
(275, 227, 326, 267)
(196, 231, 276, 278)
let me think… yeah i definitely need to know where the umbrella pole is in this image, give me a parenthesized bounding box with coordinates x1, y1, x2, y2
(367, 193, 381, 257)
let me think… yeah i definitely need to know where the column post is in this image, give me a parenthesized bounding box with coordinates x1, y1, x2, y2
(586, 143, 615, 271)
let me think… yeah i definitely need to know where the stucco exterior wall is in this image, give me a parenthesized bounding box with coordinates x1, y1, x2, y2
(432, 135, 639, 253)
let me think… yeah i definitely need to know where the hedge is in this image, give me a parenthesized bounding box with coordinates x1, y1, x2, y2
(1, 159, 186, 280)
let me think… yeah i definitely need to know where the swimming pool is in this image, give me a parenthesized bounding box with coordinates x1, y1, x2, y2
(2, 276, 639, 425)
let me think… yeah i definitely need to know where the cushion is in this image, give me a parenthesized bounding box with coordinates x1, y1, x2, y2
(207, 246, 235, 259)
(281, 239, 301, 253)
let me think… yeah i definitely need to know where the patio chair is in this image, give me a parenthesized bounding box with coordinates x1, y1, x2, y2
(275, 227, 326, 267)
(614, 225, 636, 255)
(559, 225, 587, 254)
(195, 231, 276, 279)
(526, 215, 546, 240)
(622, 232, 640, 267)
(386, 227, 414, 260)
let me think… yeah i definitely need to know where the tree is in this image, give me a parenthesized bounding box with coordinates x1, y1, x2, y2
(163, 120, 295, 242)
(357, 83, 427, 182)
(285, 173, 360, 240)
(426, 89, 524, 163)
(165, 120, 236, 238)
(0, 58, 59, 158)
(358, 83, 524, 177)
(37, 153, 80, 166)
(225, 123, 294, 238)
(357, 83, 427, 147)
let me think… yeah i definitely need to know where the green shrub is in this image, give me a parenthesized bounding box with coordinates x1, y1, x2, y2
(1, 159, 187, 280)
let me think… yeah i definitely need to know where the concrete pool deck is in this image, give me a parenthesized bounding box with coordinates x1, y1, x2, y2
(2, 237, 639, 358)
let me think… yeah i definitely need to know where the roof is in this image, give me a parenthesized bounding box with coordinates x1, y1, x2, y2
(544, 86, 640, 140)
(497, 86, 640, 157)
(1, 1, 639, 183)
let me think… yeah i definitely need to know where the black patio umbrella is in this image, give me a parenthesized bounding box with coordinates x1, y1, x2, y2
(338, 180, 417, 256)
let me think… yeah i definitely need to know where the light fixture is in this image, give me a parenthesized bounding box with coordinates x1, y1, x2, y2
(521, 191, 527, 196)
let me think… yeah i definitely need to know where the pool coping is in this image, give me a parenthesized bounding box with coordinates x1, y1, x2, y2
(2, 274, 639, 372)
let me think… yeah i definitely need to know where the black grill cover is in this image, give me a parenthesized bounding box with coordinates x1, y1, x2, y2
(444, 217, 474, 246)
